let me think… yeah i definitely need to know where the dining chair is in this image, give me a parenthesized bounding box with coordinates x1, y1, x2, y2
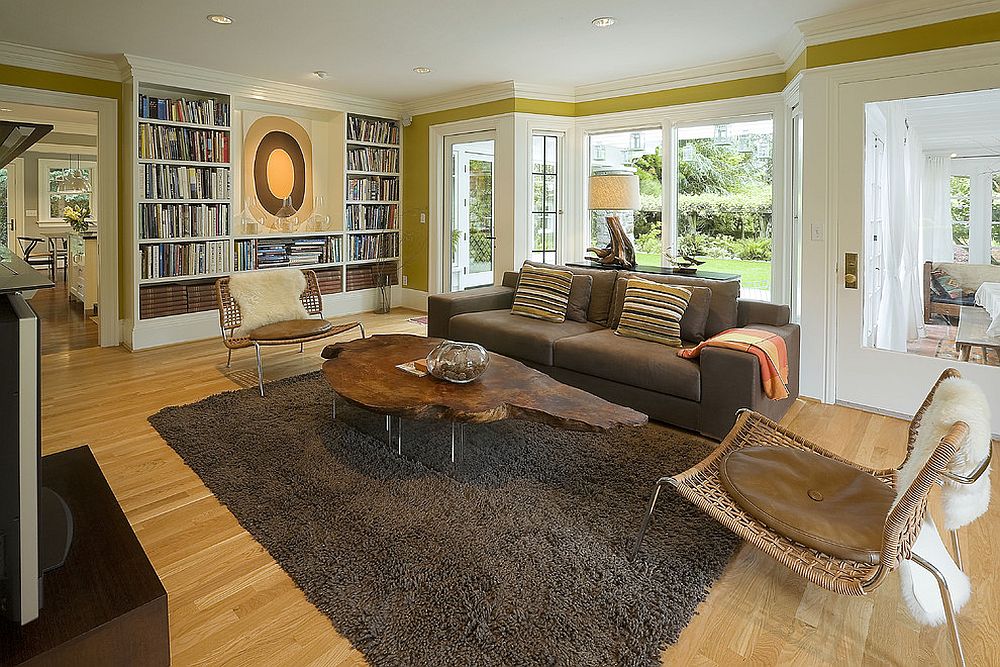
(47, 236, 69, 282)
(16, 236, 54, 280)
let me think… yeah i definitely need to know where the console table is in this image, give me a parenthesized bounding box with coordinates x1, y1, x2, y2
(566, 261, 740, 281)
(0, 446, 169, 666)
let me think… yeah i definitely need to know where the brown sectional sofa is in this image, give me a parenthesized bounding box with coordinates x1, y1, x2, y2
(427, 262, 800, 440)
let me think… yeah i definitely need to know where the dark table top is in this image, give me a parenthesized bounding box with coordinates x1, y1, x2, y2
(566, 261, 740, 281)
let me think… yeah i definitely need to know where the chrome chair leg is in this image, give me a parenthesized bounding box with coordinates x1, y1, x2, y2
(299, 342, 304, 353)
(226, 348, 232, 368)
(255, 343, 264, 397)
(631, 476, 673, 560)
(950, 530, 963, 571)
(911, 553, 967, 667)
(358, 322, 366, 339)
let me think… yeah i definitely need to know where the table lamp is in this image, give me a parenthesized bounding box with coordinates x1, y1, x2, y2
(587, 173, 640, 268)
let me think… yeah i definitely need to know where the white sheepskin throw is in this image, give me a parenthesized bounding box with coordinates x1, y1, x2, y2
(228, 269, 309, 337)
(895, 376, 992, 626)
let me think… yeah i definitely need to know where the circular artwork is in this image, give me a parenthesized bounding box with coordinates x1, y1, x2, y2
(253, 131, 306, 215)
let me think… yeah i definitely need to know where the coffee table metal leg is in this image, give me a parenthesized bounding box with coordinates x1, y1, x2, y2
(451, 422, 465, 465)
(397, 417, 402, 456)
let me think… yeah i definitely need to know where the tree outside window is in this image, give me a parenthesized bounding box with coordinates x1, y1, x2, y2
(950, 175, 970, 263)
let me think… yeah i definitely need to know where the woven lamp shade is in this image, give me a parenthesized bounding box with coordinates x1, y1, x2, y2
(588, 174, 640, 211)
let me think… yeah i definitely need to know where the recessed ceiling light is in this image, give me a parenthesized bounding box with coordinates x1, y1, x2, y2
(313, 70, 328, 79)
(950, 153, 958, 158)
(207, 14, 233, 25)
(413, 67, 432, 74)
(592, 16, 616, 28)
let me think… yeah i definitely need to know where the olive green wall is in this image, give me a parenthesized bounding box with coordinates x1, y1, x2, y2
(0, 63, 127, 318)
(400, 12, 1000, 292)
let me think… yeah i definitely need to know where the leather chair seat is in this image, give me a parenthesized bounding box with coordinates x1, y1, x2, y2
(249, 319, 333, 341)
(719, 446, 895, 564)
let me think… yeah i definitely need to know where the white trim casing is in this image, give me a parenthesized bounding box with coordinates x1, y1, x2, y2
(0, 83, 119, 348)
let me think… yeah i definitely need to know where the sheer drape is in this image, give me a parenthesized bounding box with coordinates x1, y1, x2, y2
(921, 156, 953, 263)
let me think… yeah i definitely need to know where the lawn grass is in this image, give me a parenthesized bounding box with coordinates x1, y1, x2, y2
(635, 253, 771, 289)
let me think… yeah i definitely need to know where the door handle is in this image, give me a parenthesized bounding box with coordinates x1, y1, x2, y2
(844, 252, 858, 289)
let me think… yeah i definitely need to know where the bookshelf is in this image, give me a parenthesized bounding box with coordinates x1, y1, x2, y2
(344, 114, 401, 291)
(125, 80, 403, 348)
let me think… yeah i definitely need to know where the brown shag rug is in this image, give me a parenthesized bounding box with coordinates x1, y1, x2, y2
(149, 371, 740, 666)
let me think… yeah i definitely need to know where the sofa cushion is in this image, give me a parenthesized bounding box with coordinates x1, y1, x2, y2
(525, 260, 618, 325)
(450, 310, 602, 366)
(511, 263, 574, 323)
(619, 271, 740, 338)
(931, 268, 963, 300)
(615, 278, 692, 347)
(553, 329, 701, 401)
(566, 275, 594, 323)
(610, 277, 712, 343)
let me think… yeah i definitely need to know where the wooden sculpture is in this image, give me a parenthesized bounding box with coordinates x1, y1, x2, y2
(586, 215, 637, 268)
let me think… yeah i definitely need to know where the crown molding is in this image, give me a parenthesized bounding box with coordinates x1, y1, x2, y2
(121, 54, 403, 118)
(0, 40, 122, 82)
(404, 81, 518, 117)
(796, 0, 1000, 47)
(510, 82, 575, 103)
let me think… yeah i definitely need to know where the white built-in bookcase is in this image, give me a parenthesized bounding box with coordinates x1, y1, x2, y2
(124, 75, 401, 350)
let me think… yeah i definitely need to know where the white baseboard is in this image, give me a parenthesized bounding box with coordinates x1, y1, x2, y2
(126, 286, 403, 350)
(399, 288, 429, 312)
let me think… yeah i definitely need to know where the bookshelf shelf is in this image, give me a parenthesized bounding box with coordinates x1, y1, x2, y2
(138, 236, 230, 244)
(346, 200, 399, 205)
(346, 140, 399, 149)
(138, 198, 230, 205)
(346, 229, 398, 234)
(138, 158, 229, 168)
(139, 272, 229, 286)
(139, 118, 231, 131)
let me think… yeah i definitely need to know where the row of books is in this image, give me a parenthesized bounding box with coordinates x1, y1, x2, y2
(347, 176, 399, 202)
(347, 116, 399, 145)
(139, 94, 231, 127)
(346, 203, 397, 230)
(139, 281, 218, 319)
(140, 241, 228, 279)
(347, 147, 399, 173)
(349, 232, 399, 262)
(139, 125, 231, 163)
(142, 164, 231, 200)
(346, 262, 398, 291)
(139, 203, 229, 240)
(238, 237, 341, 270)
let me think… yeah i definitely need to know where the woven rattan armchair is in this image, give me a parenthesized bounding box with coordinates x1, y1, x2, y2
(632, 369, 991, 667)
(216, 270, 365, 396)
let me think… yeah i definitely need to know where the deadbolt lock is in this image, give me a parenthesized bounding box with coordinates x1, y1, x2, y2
(844, 253, 858, 289)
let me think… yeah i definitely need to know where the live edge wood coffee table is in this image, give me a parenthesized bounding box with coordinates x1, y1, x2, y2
(321, 334, 647, 463)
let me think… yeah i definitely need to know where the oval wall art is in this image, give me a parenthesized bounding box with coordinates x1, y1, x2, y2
(243, 115, 314, 224)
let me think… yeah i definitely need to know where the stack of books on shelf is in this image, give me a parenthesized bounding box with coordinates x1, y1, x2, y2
(347, 147, 399, 172)
(140, 240, 228, 279)
(256, 240, 290, 268)
(350, 232, 399, 261)
(138, 283, 187, 319)
(347, 176, 399, 202)
(139, 125, 230, 163)
(288, 238, 327, 266)
(140, 203, 229, 239)
(139, 94, 230, 127)
(185, 281, 219, 313)
(142, 164, 231, 199)
(347, 116, 399, 145)
(346, 203, 396, 230)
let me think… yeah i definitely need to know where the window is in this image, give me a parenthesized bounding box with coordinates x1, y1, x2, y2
(531, 134, 558, 264)
(950, 174, 970, 262)
(588, 129, 662, 264)
(675, 118, 774, 299)
(38, 158, 96, 222)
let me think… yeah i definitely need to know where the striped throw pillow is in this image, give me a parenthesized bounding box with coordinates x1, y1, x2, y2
(615, 278, 692, 347)
(511, 264, 574, 322)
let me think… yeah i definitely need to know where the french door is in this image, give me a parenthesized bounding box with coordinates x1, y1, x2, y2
(444, 132, 496, 292)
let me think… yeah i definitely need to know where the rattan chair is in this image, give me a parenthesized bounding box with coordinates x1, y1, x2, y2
(216, 269, 365, 396)
(632, 368, 991, 667)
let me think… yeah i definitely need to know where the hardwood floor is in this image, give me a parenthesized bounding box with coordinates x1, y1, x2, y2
(38, 310, 997, 666)
(30, 273, 99, 355)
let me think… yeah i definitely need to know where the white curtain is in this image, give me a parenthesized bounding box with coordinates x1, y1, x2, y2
(875, 102, 926, 351)
(922, 156, 953, 263)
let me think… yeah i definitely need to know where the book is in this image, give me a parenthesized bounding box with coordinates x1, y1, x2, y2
(395, 359, 428, 377)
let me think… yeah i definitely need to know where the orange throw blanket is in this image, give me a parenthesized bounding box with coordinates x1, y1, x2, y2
(678, 328, 790, 400)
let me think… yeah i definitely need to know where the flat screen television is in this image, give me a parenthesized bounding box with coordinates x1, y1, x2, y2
(0, 281, 72, 627)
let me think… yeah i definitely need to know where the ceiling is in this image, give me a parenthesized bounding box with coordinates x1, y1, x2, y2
(0, 0, 893, 104)
(904, 89, 1000, 156)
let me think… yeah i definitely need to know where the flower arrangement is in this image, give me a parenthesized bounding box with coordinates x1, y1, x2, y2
(63, 204, 91, 233)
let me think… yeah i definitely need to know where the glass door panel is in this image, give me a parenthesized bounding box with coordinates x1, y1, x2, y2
(445, 135, 495, 291)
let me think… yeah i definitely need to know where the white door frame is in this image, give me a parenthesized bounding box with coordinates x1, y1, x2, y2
(428, 115, 513, 295)
(0, 83, 119, 347)
(3, 157, 24, 244)
(444, 132, 497, 292)
(801, 41, 1000, 429)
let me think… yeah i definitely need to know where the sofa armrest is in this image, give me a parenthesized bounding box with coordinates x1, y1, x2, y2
(737, 299, 790, 327)
(698, 322, 800, 440)
(427, 286, 515, 339)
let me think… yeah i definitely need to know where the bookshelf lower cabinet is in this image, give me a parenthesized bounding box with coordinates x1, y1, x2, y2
(346, 261, 398, 292)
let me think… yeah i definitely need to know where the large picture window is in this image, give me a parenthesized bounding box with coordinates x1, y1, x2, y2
(588, 129, 662, 264)
(675, 118, 773, 299)
(950, 174, 971, 262)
